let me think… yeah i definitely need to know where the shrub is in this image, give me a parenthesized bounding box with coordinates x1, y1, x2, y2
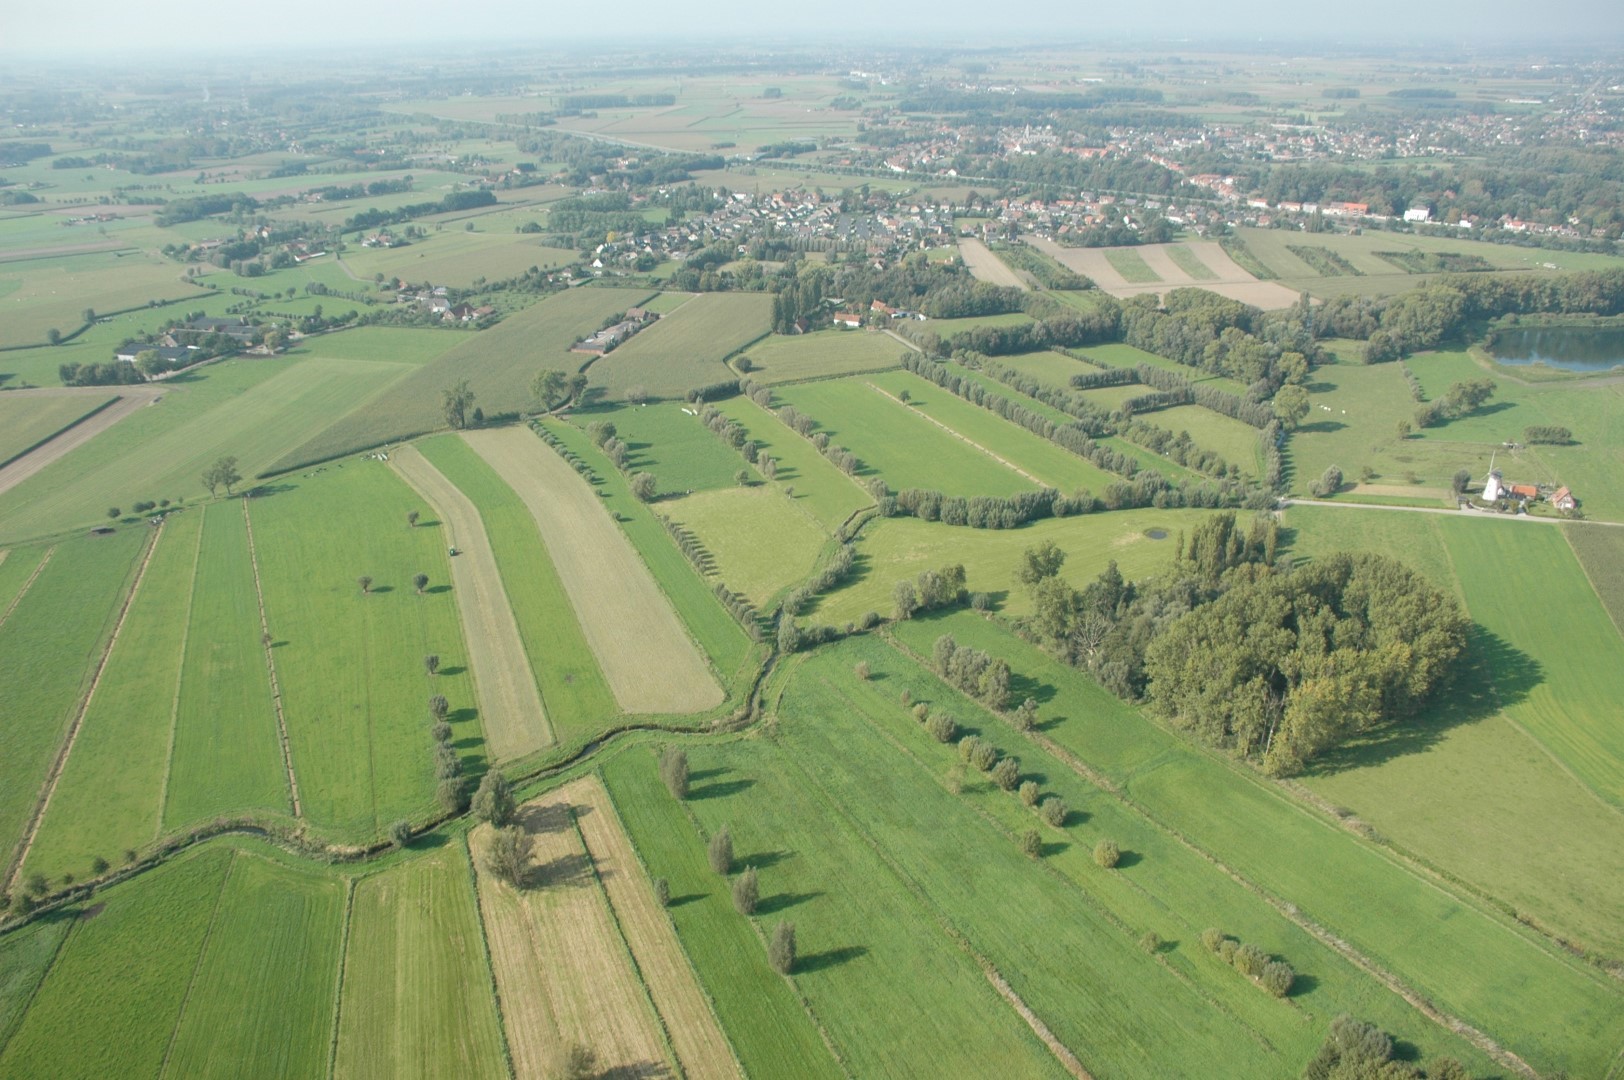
(1233, 942, 1267, 979)
(1012, 697, 1038, 731)
(431, 720, 453, 743)
(708, 826, 733, 875)
(653, 877, 670, 906)
(1140, 931, 1162, 954)
(1311, 464, 1343, 498)
(90, 856, 109, 875)
(971, 742, 1000, 773)
(912, 702, 929, 722)
(970, 591, 992, 611)
(927, 714, 958, 743)
(946, 763, 966, 794)
(388, 819, 412, 849)
(434, 743, 461, 779)
(437, 776, 467, 813)
(471, 770, 516, 827)
(1040, 798, 1068, 828)
(1218, 938, 1239, 964)
(1201, 927, 1226, 952)
(991, 756, 1020, 791)
(429, 695, 449, 720)
(1019, 829, 1042, 857)
(853, 660, 871, 680)
(1019, 780, 1040, 807)
(1261, 960, 1295, 997)
(659, 747, 689, 800)
(899, 688, 911, 706)
(957, 734, 982, 763)
(1093, 839, 1121, 868)
(769, 921, 796, 974)
(630, 472, 657, 501)
(732, 866, 759, 915)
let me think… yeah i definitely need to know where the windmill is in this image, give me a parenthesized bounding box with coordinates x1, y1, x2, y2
(1481, 450, 1504, 501)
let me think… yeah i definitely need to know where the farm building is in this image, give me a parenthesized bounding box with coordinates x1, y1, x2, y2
(1552, 486, 1577, 511)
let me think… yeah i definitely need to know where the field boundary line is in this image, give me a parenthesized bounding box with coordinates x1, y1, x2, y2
(889, 633, 1547, 1078)
(0, 903, 76, 1059)
(155, 513, 206, 838)
(241, 497, 303, 820)
(459, 836, 517, 1080)
(2, 526, 160, 895)
(864, 380, 1045, 485)
(0, 546, 52, 632)
(325, 876, 355, 1080)
(157, 849, 237, 1079)
(567, 795, 687, 1080)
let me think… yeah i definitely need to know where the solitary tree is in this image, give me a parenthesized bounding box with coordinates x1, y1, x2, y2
(471, 770, 516, 827)
(424, 654, 440, 676)
(358, 575, 373, 595)
(1020, 829, 1042, 857)
(768, 921, 796, 974)
(707, 826, 733, 876)
(659, 747, 689, 799)
(388, 819, 412, 849)
(992, 756, 1020, 791)
(1019, 781, 1041, 807)
(46, 328, 61, 346)
(407, 510, 419, 528)
(413, 572, 430, 595)
(653, 877, 670, 906)
(532, 368, 567, 409)
(1040, 798, 1068, 828)
(732, 866, 759, 915)
(486, 824, 529, 887)
(734, 468, 751, 487)
(200, 456, 241, 497)
(442, 379, 475, 430)
(1018, 541, 1067, 587)
(1094, 839, 1121, 869)
(107, 507, 121, 520)
(630, 472, 658, 501)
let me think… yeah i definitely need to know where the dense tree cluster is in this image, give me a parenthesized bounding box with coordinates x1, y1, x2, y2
(1302, 1015, 1473, 1080)
(931, 633, 1012, 710)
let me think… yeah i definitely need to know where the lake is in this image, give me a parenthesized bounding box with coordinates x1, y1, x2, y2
(1488, 325, 1624, 372)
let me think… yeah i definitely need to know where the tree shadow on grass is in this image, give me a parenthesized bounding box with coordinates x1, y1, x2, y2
(757, 890, 822, 915)
(244, 482, 296, 499)
(425, 584, 453, 595)
(687, 767, 728, 783)
(1303, 625, 1540, 777)
(741, 849, 791, 871)
(600, 1061, 674, 1080)
(1039, 840, 1071, 858)
(1007, 667, 1057, 708)
(795, 945, 868, 973)
(689, 777, 755, 801)
(1114, 849, 1142, 869)
(1287, 972, 1320, 999)
(368, 585, 395, 595)
(437, 665, 466, 677)
(448, 706, 478, 723)
(666, 893, 707, 908)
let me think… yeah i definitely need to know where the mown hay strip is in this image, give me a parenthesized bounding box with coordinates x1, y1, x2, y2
(240, 498, 301, 819)
(571, 776, 742, 1080)
(391, 445, 552, 759)
(464, 427, 721, 714)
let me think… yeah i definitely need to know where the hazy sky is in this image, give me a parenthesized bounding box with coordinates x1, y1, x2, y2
(2, 0, 1622, 56)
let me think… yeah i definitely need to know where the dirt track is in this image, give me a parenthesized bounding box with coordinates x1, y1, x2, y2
(0, 386, 163, 498)
(464, 427, 722, 715)
(390, 445, 553, 760)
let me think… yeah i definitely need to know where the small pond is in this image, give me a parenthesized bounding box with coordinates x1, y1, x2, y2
(1487, 326, 1624, 372)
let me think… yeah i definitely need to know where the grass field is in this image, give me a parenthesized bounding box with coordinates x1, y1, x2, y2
(1137, 404, 1263, 475)
(0, 913, 69, 1051)
(575, 400, 750, 495)
(992, 350, 1102, 390)
(868, 370, 1125, 494)
(466, 426, 724, 715)
(161, 852, 345, 1079)
(0, 527, 146, 877)
(414, 436, 617, 749)
(334, 843, 507, 1080)
(891, 611, 1624, 1078)
(663, 485, 829, 605)
(591, 292, 773, 401)
(735, 329, 903, 385)
(1565, 522, 1624, 635)
(1103, 248, 1161, 283)
(162, 502, 289, 829)
(275, 287, 650, 470)
(812, 508, 1208, 625)
(294, 327, 467, 366)
(772, 377, 1039, 498)
(470, 786, 674, 1079)
(249, 464, 476, 838)
(541, 420, 757, 683)
(0, 255, 203, 348)
(1166, 246, 1220, 281)
(338, 232, 577, 286)
(22, 511, 202, 883)
(0, 393, 115, 466)
(0, 356, 419, 544)
(711, 396, 873, 532)
(0, 846, 233, 1079)
(1076, 341, 1253, 396)
(391, 445, 552, 761)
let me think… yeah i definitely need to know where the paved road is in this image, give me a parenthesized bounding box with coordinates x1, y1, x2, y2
(1280, 498, 1623, 528)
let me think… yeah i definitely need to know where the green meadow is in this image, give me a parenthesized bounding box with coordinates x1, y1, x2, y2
(591, 292, 773, 400)
(736, 329, 903, 384)
(711, 395, 874, 531)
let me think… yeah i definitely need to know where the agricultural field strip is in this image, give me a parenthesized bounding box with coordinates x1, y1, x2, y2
(959, 238, 1030, 290)
(153, 516, 204, 837)
(241, 500, 302, 818)
(864, 382, 1043, 484)
(0, 391, 155, 499)
(569, 776, 743, 1079)
(0, 546, 51, 631)
(0, 392, 117, 468)
(714, 395, 874, 532)
(2, 524, 160, 894)
(155, 850, 240, 1076)
(893, 615, 1624, 1077)
(471, 783, 674, 1080)
(464, 426, 722, 715)
(390, 445, 552, 759)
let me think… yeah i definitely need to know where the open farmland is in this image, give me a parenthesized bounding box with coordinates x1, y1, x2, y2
(710, 396, 874, 531)
(338, 231, 577, 286)
(248, 464, 477, 839)
(413, 436, 617, 748)
(813, 508, 1210, 625)
(734, 329, 902, 384)
(582, 400, 750, 495)
(663, 484, 829, 605)
(334, 844, 507, 1080)
(465, 426, 723, 714)
(391, 445, 552, 761)
(275, 287, 650, 470)
(0, 253, 205, 348)
(1136, 404, 1263, 475)
(1027, 237, 1303, 309)
(470, 784, 676, 1080)
(591, 292, 773, 400)
(772, 377, 1040, 498)
(0, 356, 418, 544)
(0, 391, 116, 466)
(1566, 522, 1624, 633)
(958, 238, 1030, 288)
(0, 389, 159, 503)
